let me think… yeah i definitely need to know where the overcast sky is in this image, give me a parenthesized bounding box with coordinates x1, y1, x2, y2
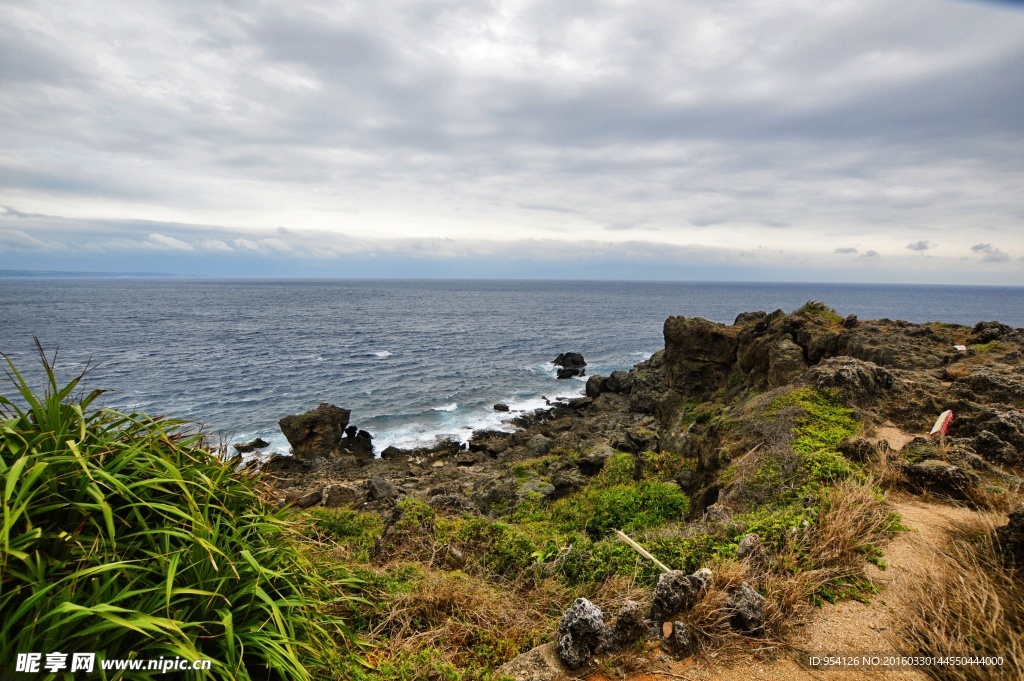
(2, 0, 1023, 282)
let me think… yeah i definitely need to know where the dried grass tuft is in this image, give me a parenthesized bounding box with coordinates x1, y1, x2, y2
(898, 515, 1023, 680)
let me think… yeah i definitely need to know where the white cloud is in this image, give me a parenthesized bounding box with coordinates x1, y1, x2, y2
(146, 233, 194, 251)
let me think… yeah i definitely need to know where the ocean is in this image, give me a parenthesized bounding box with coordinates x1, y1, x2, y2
(1, 279, 1022, 456)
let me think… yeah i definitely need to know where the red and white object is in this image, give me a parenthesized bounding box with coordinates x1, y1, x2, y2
(930, 410, 954, 438)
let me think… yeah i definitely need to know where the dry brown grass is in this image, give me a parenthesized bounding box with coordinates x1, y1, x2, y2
(361, 562, 567, 670)
(898, 515, 1023, 680)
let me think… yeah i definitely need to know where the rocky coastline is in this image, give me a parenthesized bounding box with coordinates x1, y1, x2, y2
(242, 301, 1024, 675)
(254, 303, 1024, 522)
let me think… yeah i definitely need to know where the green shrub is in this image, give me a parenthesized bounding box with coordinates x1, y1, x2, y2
(0, 353, 358, 679)
(549, 481, 689, 539)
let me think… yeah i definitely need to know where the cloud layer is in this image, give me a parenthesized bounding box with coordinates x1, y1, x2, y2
(2, 0, 1023, 282)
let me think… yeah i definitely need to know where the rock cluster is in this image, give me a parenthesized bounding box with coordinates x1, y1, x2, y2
(278, 403, 374, 462)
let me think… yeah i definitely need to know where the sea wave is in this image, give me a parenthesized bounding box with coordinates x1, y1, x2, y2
(432, 402, 458, 412)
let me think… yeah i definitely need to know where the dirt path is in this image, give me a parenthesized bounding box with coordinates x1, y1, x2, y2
(622, 497, 986, 681)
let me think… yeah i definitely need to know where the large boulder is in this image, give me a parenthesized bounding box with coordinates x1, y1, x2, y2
(661, 621, 696, 660)
(556, 598, 605, 669)
(279, 403, 350, 459)
(767, 337, 807, 388)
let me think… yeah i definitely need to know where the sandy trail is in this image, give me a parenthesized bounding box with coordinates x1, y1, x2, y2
(615, 497, 986, 681)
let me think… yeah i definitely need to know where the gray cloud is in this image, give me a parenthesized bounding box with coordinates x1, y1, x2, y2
(834, 247, 858, 254)
(971, 242, 1012, 262)
(1, 0, 1023, 281)
(906, 240, 934, 251)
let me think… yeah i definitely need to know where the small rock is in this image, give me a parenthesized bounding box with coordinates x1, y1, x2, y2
(528, 434, 553, 455)
(494, 402, 510, 412)
(727, 582, 766, 634)
(367, 476, 398, 501)
(556, 598, 605, 669)
(691, 567, 713, 593)
(291, 489, 322, 509)
(661, 621, 696, 660)
(557, 366, 585, 379)
(233, 437, 270, 453)
(843, 314, 859, 328)
(736, 533, 768, 569)
(838, 437, 877, 463)
(322, 483, 359, 508)
(521, 480, 556, 499)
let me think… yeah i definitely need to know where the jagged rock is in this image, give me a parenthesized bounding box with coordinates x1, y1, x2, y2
(737, 533, 768, 569)
(704, 503, 732, 522)
(691, 567, 713, 593)
(804, 357, 897, 404)
(455, 451, 481, 466)
(727, 582, 766, 634)
(995, 507, 1024, 565)
(556, 598, 605, 669)
(427, 493, 478, 514)
(494, 402, 510, 412)
(630, 351, 668, 414)
(843, 314, 859, 328)
(734, 311, 767, 325)
(606, 370, 635, 394)
(279, 403, 350, 459)
(950, 368, 1024, 404)
(650, 571, 702, 622)
(322, 483, 359, 508)
(954, 409, 1024, 466)
(768, 337, 807, 388)
(795, 324, 843, 365)
(557, 367, 585, 379)
(585, 374, 606, 397)
(261, 453, 311, 475)
(904, 459, 979, 500)
(234, 437, 270, 453)
(661, 621, 696, 659)
(838, 437, 877, 463)
(341, 426, 374, 462)
(606, 601, 648, 650)
(663, 316, 740, 399)
(969, 321, 1013, 344)
(367, 477, 398, 501)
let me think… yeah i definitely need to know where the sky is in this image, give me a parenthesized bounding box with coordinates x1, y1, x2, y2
(1, 0, 1023, 283)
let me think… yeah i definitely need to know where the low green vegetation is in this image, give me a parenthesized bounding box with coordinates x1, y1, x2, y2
(0, 354, 359, 680)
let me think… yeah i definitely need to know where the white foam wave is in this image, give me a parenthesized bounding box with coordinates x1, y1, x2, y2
(373, 350, 393, 358)
(432, 402, 458, 412)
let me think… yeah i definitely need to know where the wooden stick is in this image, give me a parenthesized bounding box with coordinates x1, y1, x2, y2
(614, 529, 672, 573)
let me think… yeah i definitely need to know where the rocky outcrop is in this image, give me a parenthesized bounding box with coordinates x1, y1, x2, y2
(663, 316, 740, 400)
(279, 403, 350, 459)
(554, 352, 586, 379)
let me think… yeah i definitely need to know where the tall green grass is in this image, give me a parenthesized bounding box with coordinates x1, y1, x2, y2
(1, 348, 358, 680)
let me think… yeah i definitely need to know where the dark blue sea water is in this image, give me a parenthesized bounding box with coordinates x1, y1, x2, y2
(1, 279, 1022, 455)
